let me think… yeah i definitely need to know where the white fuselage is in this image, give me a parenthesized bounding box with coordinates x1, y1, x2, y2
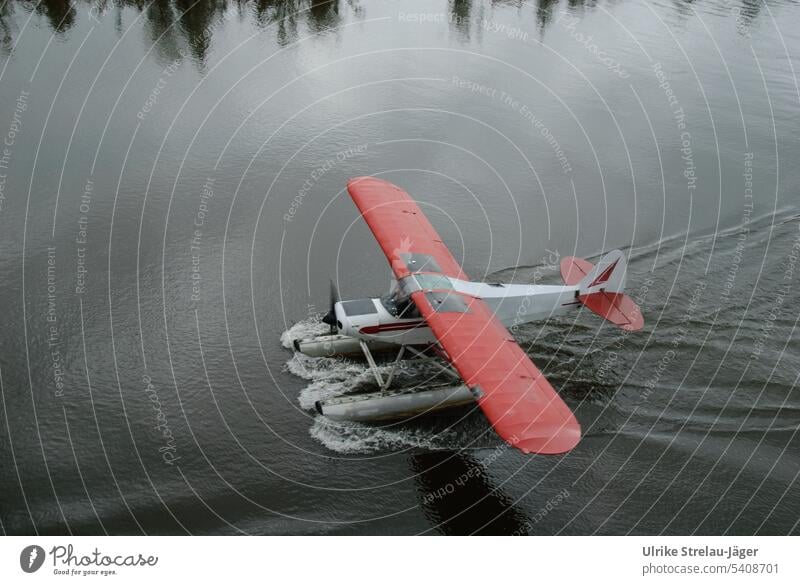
(333, 275, 582, 346)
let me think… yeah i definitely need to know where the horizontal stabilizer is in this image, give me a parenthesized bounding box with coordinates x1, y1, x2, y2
(578, 291, 644, 331)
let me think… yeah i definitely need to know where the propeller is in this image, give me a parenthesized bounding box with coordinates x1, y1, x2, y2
(321, 279, 339, 334)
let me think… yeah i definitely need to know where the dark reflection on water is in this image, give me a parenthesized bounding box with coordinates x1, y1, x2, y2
(410, 451, 532, 535)
(0, 0, 779, 59)
(448, 0, 581, 39)
(0, 0, 350, 59)
(13, 0, 78, 34)
(1, 0, 799, 535)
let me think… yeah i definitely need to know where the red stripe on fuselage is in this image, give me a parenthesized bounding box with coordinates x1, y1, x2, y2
(359, 321, 426, 335)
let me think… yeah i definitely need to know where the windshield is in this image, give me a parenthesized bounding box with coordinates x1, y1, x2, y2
(380, 293, 399, 315)
(380, 292, 420, 319)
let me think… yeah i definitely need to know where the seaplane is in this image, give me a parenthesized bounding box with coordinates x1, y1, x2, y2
(291, 177, 644, 454)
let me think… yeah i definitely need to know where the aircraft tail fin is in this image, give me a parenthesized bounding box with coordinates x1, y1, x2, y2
(577, 249, 626, 295)
(560, 250, 644, 331)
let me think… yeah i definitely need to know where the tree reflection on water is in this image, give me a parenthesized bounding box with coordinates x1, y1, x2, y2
(0, 0, 347, 61)
(0, 0, 767, 64)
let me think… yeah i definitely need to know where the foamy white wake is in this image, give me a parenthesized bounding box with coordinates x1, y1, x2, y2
(279, 319, 328, 349)
(309, 418, 449, 454)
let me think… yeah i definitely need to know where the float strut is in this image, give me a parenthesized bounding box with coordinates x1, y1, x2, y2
(359, 341, 385, 388)
(381, 345, 406, 393)
(405, 345, 461, 380)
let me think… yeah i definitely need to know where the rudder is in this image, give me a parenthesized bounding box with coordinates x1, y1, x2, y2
(577, 249, 626, 295)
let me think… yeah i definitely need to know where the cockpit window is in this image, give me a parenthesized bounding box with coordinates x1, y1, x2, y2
(399, 252, 441, 273)
(339, 299, 378, 316)
(380, 293, 421, 319)
(380, 293, 398, 315)
(397, 298, 421, 319)
(424, 291, 470, 313)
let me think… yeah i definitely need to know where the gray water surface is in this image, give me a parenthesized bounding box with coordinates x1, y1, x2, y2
(0, 0, 798, 535)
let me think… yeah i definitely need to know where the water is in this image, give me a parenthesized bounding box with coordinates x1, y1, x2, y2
(0, 0, 798, 535)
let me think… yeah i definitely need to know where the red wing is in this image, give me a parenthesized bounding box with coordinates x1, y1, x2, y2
(411, 291, 581, 454)
(347, 177, 468, 280)
(348, 177, 579, 453)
